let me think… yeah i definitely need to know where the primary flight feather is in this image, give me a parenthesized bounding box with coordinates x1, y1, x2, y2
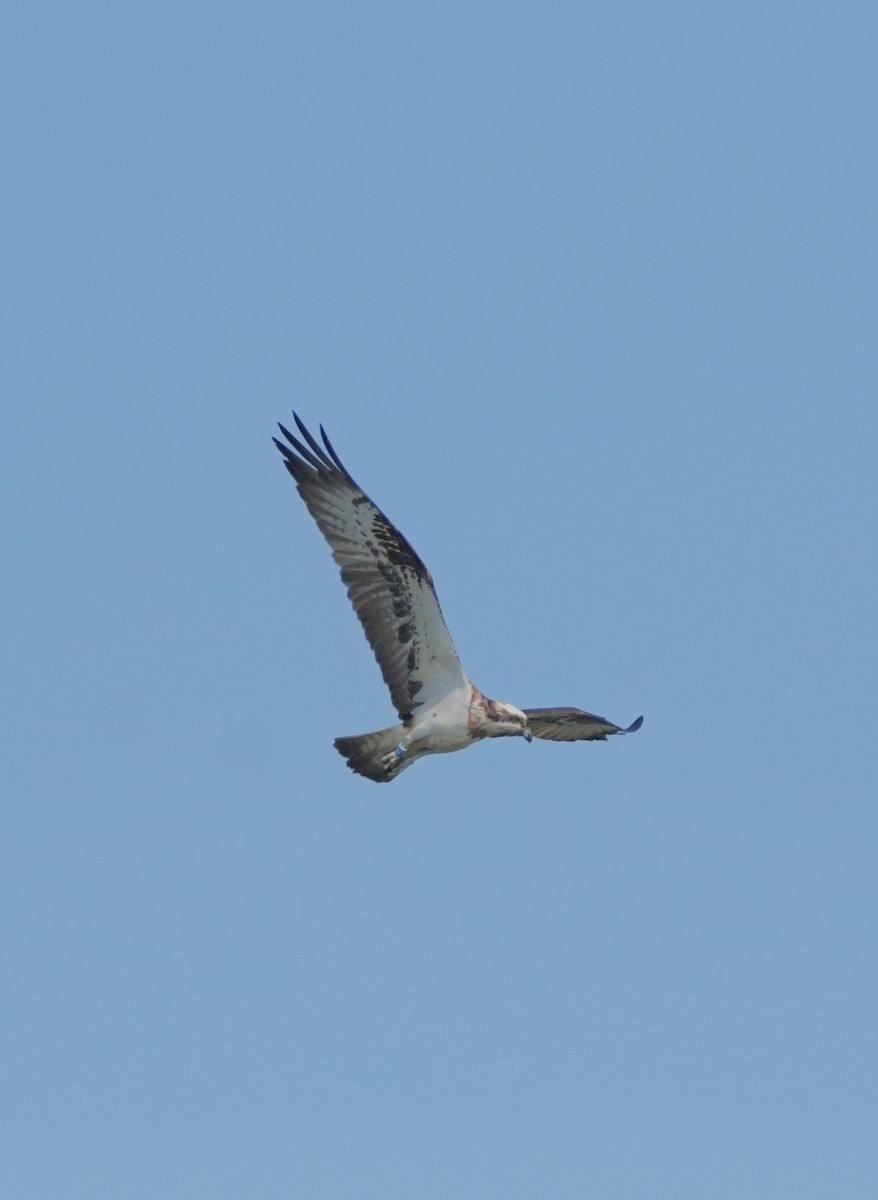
(273, 414, 642, 782)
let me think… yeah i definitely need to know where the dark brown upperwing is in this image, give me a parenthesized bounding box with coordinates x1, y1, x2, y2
(523, 708, 644, 742)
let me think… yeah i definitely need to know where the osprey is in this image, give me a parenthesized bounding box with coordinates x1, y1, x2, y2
(273, 415, 643, 782)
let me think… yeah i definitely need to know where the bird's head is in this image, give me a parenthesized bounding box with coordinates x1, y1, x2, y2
(486, 699, 532, 742)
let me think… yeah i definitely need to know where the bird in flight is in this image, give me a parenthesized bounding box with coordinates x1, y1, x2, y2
(273, 415, 642, 782)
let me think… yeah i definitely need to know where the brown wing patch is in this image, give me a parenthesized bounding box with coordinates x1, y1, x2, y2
(273, 414, 466, 719)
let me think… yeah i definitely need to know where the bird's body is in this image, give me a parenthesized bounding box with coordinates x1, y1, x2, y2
(333, 685, 529, 783)
(273, 414, 642, 782)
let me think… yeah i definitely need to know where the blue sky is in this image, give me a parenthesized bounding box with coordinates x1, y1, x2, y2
(3, 2, 876, 1196)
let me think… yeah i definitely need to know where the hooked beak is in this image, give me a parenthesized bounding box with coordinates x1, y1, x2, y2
(522, 727, 532, 743)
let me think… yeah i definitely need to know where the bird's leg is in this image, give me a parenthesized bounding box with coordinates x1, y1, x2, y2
(379, 736, 410, 775)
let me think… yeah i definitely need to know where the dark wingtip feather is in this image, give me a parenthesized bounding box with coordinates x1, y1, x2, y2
(319, 423, 353, 479)
(275, 418, 330, 472)
(623, 716, 644, 733)
(292, 412, 325, 458)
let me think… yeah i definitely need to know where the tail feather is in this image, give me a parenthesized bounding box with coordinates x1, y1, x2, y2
(334, 725, 411, 783)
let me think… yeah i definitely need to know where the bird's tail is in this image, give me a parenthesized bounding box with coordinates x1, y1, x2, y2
(334, 724, 412, 783)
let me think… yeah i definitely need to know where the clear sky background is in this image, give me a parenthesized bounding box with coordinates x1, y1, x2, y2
(3, 2, 876, 1196)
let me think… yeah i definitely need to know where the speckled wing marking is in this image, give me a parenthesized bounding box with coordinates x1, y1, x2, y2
(273, 414, 468, 720)
(523, 708, 644, 742)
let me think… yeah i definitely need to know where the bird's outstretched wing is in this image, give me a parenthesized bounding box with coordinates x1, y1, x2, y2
(273, 414, 468, 720)
(523, 708, 644, 742)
